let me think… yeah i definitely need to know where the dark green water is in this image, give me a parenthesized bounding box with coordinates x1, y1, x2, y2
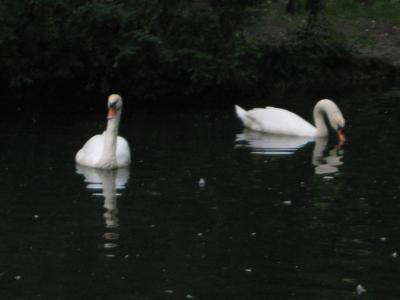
(0, 88, 400, 299)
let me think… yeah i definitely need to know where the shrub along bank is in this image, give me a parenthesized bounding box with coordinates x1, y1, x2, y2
(0, 0, 397, 107)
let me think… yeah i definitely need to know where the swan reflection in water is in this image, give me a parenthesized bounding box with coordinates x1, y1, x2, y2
(235, 129, 344, 175)
(76, 165, 130, 257)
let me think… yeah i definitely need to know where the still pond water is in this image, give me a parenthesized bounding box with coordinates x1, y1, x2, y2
(0, 87, 400, 299)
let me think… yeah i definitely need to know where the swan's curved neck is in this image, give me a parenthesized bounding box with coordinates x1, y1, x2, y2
(100, 112, 121, 167)
(106, 113, 120, 135)
(313, 103, 329, 137)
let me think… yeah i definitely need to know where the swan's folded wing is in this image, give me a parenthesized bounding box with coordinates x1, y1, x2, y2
(246, 107, 316, 136)
(116, 136, 131, 167)
(75, 134, 104, 166)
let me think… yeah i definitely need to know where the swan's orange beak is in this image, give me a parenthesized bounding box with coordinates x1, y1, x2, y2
(337, 128, 346, 145)
(107, 107, 117, 119)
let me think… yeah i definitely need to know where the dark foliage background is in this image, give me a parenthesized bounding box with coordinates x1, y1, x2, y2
(0, 0, 396, 106)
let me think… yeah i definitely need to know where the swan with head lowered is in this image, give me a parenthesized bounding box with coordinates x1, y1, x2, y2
(75, 94, 131, 169)
(235, 99, 346, 143)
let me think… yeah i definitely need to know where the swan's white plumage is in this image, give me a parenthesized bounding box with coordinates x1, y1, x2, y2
(236, 105, 316, 136)
(75, 94, 131, 169)
(75, 133, 131, 168)
(235, 99, 345, 137)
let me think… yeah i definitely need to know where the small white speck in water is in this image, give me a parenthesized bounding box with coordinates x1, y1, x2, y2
(186, 294, 196, 299)
(197, 232, 203, 237)
(323, 176, 334, 180)
(124, 254, 129, 259)
(392, 252, 397, 258)
(198, 178, 206, 188)
(14, 275, 21, 280)
(356, 284, 367, 295)
(33, 215, 39, 219)
(164, 290, 174, 294)
(283, 200, 292, 205)
(244, 268, 252, 273)
(380, 237, 387, 241)
(251, 232, 257, 236)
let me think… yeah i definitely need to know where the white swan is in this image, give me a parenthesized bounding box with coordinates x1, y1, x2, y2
(75, 94, 131, 169)
(235, 99, 346, 143)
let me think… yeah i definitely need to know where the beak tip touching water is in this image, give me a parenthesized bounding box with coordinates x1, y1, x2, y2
(337, 128, 346, 145)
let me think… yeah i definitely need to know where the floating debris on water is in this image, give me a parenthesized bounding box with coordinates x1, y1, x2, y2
(380, 237, 387, 242)
(14, 275, 21, 280)
(392, 252, 397, 258)
(186, 294, 196, 299)
(164, 290, 174, 294)
(244, 268, 252, 273)
(356, 284, 367, 295)
(251, 232, 257, 236)
(197, 232, 203, 237)
(198, 178, 206, 188)
(33, 214, 39, 219)
(283, 200, 292, 205)
(323, 176, 334, 180)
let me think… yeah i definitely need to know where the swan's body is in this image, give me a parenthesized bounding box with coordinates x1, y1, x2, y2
(235, 99, 346, 141)
(75, 94, 131, 169)
(75, 134, 130, 169)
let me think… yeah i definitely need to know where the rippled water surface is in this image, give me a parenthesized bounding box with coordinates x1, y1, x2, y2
(1, 88, 400, 299)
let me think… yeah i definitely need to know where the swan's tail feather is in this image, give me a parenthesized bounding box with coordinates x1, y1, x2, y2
(235, 105, 247, 122)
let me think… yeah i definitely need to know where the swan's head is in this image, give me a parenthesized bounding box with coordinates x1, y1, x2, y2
(107, 94, 123, 119)
(319, 99, 346, 144)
